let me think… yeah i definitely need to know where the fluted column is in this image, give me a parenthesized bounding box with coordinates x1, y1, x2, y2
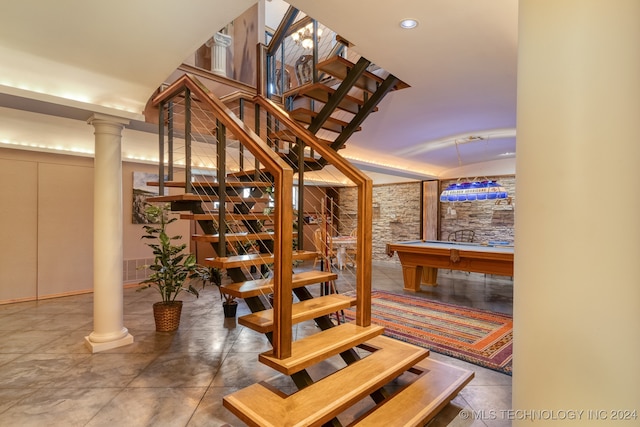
(514, 1, 640, 424)
(85, 113, 134, 353)
(207, 32, 232, 76)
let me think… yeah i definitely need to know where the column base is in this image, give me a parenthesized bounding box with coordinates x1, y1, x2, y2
(84, 333, 134, 353)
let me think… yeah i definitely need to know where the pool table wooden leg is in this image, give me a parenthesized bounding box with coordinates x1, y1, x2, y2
(421, 267, 438, 286)
(401, 265, 423, 291)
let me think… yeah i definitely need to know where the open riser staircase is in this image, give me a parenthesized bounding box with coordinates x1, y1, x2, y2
(144, 14, 473, 425)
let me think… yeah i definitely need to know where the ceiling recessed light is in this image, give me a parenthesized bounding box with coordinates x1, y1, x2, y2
(400, 19, 418, 29)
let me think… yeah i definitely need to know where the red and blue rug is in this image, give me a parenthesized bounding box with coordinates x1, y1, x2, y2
(343, 290, 512, 375)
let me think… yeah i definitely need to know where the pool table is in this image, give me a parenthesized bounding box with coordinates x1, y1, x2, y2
(386, 240, 514, 291)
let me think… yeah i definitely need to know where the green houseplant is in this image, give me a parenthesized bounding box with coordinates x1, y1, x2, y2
(200, 266, 238, 318)
(140, 204, 207, 331)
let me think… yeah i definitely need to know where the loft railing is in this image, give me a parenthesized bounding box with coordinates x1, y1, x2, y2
(265, 6, 347, 98)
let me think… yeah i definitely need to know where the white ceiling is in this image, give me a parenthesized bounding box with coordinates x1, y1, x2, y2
(0, 0, 518, 182)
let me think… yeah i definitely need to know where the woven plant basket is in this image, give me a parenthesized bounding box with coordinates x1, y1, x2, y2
(153, 301, 183, 332)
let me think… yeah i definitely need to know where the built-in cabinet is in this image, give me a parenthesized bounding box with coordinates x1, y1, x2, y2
(0, 148, 190, 304)
(0, 149, 93, 302)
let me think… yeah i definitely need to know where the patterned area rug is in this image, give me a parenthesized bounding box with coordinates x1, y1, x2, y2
(342, 290, 513, 375)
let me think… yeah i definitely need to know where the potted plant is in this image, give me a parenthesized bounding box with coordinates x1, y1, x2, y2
(140, 204, 208, 331)
(220, 283, 238, 318)
(199, 266, 238, 318)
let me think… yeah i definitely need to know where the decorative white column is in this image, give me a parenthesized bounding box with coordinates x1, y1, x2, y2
(514, 1, 640, 424)
(85, 113, 134, 353)
(207, 32, 232, 76)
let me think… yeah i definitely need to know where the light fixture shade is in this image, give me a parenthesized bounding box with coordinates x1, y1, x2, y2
(301, 37, 313, 49)
(292, 22, 321, 50)
(400, 19, 418, 29)
(440, 180, 508, 202)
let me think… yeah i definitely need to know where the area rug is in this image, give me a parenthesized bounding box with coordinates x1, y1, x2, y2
(342, 290, 512, 375)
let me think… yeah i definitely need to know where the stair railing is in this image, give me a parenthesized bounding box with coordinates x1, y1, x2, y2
(151, 74, 296, 358)
(253, 94, 374, 328)
(218, 88, 362, 293)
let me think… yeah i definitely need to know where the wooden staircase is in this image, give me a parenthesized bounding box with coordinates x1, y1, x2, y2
(145, 26, 473, 423)
(226, 336, 472, 427)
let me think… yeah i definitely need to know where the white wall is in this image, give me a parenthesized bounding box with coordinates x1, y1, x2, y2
(514, 1, 640, 424)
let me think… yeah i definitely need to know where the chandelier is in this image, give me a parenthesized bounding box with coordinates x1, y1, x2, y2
(291, 23, 322, 50)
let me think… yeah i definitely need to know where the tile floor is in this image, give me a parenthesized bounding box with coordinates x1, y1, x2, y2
(0, 261, 513, 427)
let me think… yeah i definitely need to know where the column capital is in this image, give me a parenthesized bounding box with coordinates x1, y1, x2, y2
(87, 113, 130, 127)
(206, 32, 232, 48)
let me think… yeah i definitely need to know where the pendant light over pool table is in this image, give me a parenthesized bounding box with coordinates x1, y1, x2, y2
(439, 179, 509, 202)
(440, 135, 509, 202)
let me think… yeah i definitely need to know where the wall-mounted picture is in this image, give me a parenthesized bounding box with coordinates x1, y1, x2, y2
(132, 172, 167, 224)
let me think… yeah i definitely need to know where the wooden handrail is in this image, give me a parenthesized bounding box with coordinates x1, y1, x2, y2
(151, 74, 295, 358)
(253, 95, 371, 184)
(253, 94, 373, 327)
(266, 6, 300, 56)
(177, 63, 256, 92)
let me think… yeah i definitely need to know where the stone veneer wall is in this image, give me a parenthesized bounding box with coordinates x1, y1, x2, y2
(336, 176, 515, 262)
(440, 175, 516, 244)
(337, 182, 422, 262)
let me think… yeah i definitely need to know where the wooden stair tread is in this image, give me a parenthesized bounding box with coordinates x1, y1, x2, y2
(317, 56, 409, 93)
(225, 168, 272, 179)
(192, 231, 295, 243)
(223, 335, 428, 427)
(259, 322, 384, 375)
(268, 128, 329, 143)
(146, 180, 272, 188)
(222, 271, 338, 299)
(290, 108, 360, 134)
(276, 152, 322, 165)
(268, 129, 332, 145)
(204, 250, 317, 269)
(146, 194, 269, 203)
(238, 294, 356, 333)
(180, 213, 274, 221)
(284, 82, 377, 115)
(350, 358, 475, 427)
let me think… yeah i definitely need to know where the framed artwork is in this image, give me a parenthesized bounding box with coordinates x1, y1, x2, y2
(132, 172, 167, 224)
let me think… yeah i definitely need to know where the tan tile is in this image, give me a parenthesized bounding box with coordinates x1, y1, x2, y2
(86, 387, 206, 427)
(0, 388, 121, 427)
(55, 353, 158, 388)
(0, 353, 90, 388)
(128, 352, 223, 388)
